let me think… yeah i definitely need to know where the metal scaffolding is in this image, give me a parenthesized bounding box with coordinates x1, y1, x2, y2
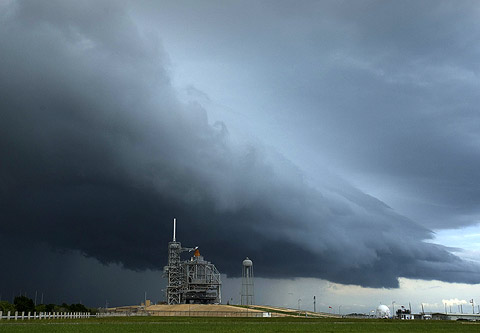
(164, 218, 221, 304)
(184, 252, 221, 304)
(165, 241, 184, 304)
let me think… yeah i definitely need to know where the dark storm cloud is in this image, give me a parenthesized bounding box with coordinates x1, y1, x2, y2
(298, 1, 480, 227)
(1, 0, 480, 296)
(135, 0, 480, 229)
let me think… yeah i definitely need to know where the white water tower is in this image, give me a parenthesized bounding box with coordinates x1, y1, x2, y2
(241, 257, 254, 305)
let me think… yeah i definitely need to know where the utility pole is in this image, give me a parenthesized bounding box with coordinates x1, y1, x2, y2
(34, 291, 37, 306)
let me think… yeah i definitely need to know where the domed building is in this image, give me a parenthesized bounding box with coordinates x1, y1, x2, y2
(375, 304, 391, 318)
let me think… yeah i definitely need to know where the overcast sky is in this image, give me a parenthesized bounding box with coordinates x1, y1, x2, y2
(1, 0, 480, 312)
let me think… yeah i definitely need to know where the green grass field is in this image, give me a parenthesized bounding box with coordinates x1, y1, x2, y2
(1, 316, 479, 332)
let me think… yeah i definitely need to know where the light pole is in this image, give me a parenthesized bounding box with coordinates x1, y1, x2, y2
(298, 299, 302, 311)
(392, 301, 396, 318)
(338, 305, 342, 315)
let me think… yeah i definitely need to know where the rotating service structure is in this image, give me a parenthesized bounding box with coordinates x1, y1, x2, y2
(164, 218, 221, 304)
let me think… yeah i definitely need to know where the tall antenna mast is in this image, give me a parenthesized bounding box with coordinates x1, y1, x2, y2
(173, 218, 176, 242)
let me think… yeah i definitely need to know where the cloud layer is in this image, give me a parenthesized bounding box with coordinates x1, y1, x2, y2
(136, 0, 480, 229)
(1, 0, 480, 297)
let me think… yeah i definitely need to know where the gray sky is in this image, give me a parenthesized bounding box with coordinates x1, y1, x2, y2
(1, 0, 480, 311)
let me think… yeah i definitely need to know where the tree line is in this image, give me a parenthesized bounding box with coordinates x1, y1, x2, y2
(0, 296, 98, 314)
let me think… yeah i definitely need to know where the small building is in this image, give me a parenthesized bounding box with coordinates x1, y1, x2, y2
(413, 313, 432, 320)
(396, 306, 414, 320)
(435, 313, 480, 321)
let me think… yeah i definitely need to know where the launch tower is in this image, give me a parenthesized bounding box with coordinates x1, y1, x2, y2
(164, 218, 221, 304)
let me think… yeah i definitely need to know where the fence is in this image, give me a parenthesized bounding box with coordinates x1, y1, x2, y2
(0, 311, 91, 320)
(0, 310, 276, 320)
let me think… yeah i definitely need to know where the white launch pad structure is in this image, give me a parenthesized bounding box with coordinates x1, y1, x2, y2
(164, 219, 222, 304)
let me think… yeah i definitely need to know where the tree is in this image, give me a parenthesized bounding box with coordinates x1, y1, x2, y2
(69, 303, 88, 313)
(13, 296, 35, 313)
(54, 304, 68, 312)
(44, 303, 55, 313)
(0, 301, 15, 313)
(35, 304, 46, 313)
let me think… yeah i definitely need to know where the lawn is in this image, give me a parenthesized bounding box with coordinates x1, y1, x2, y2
(0, 316, 479, 332)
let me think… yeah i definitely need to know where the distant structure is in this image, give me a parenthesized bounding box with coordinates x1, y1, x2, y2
(396, 306, 414, 320)
(375, 304, 391, 318)
(164, 218, 221, 304)
(241, 257, 254, 305)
